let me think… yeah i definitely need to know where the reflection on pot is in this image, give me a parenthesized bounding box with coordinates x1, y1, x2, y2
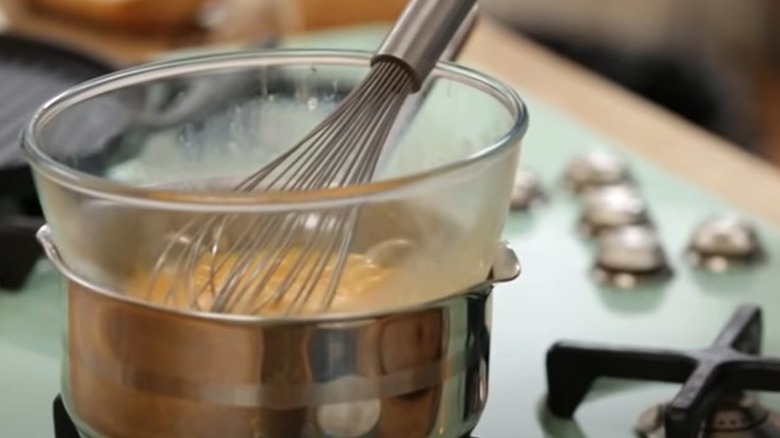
(64, 279, 495, 438)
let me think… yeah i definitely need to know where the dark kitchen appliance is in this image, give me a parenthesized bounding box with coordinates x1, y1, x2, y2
(0, 34, 113, 290)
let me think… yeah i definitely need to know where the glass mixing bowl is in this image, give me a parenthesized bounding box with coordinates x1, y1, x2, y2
(23, 50, 528, 316)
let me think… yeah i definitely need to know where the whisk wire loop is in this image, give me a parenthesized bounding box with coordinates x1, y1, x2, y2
(147, 60, 417, 315)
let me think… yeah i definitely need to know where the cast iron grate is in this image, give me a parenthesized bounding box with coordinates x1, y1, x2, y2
(546, 304, 780, 437)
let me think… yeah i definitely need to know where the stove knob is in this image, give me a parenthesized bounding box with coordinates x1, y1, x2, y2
(593, 226, 672, 288)
(563, 150, 633, 194)
(578, 185, 651, 237)
(685, 216, 765, 272)
(511, 168, 546, 211)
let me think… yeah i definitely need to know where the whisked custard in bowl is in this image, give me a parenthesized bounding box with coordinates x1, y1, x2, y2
(126, 248, 392, 316)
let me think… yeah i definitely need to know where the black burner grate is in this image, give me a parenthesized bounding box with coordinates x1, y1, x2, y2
(53, 395, 79, 438)
(545, 304, 780, 437)
(52, 395, 481, 437)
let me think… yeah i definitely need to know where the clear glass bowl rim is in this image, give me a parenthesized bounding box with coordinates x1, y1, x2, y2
(22, 49, 529, 213)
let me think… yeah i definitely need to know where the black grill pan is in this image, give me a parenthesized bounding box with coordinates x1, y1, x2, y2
(0, 34, 114, 290)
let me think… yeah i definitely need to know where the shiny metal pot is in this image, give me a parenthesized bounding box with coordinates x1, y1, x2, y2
(38, 226, 520, 438)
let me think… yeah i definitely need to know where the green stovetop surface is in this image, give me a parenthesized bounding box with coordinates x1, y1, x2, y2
(4, 25, 780, 437)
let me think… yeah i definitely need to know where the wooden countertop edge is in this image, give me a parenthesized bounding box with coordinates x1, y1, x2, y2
(463, 19, 780, 226)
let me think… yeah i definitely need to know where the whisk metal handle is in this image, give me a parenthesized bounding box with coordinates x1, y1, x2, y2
(373, 0, 479, 91)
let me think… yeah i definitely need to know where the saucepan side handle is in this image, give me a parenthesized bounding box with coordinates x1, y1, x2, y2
(490, 241, 521, 284)
(36, 225, 69, 275)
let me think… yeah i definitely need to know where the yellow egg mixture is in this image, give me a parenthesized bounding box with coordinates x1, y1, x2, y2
(125, 248, 391, 315)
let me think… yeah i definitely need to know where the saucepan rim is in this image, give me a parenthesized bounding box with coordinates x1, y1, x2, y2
(37, 225, 519, 323)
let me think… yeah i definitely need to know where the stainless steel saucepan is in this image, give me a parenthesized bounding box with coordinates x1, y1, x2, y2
(39, 224, 519, 438)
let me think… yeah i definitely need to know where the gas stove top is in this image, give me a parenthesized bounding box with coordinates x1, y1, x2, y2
(46, 305, 780, 438)
(5, 26, 780, 437)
